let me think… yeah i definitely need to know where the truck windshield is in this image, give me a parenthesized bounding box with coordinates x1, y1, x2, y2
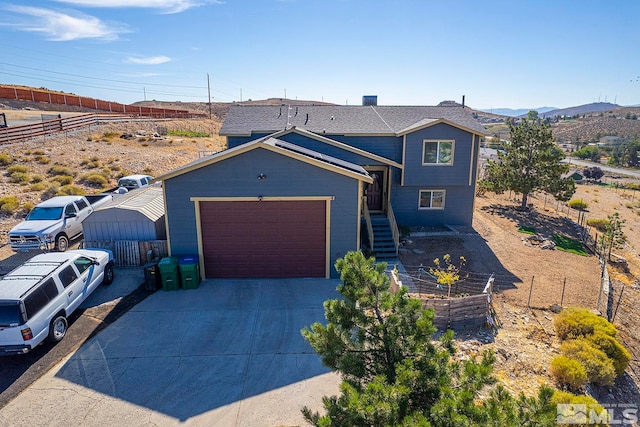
(26, 207, 63, 220)
(0, 302, 21, 326)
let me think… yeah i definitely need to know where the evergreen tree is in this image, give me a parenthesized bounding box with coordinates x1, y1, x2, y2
(301, 251, 558, 426)
(483, 111, 576, 209)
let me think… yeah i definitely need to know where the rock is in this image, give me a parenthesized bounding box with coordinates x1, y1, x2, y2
(550, 304, 562, 313)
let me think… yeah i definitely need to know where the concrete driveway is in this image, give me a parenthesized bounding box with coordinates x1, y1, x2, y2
(0, 278, 341, 426)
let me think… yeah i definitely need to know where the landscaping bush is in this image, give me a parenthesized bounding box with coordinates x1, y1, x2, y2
(568, 199, 588, 210)
(51, 175, 74, 185)
(554, 307, 617, 340)
(586, 332, 631, 377)
(48, 165, 76, 177)
(57, 185, 84, 196)
(80, 173, 108, 187)
(7, 165, 28, 174)
(587, 218, 609, 232)
(549, 355, 587, 389)
(560, 339, 616, 386)
(0, 153, 13, 166)
(0, 196, 19, 214)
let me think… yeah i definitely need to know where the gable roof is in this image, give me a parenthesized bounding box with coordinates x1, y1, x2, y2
(153, 137, 373, 184)
(95, 185, 165, 221)
(220, 105, 487, 136)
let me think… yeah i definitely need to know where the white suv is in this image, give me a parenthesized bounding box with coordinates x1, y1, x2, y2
(0, 249, 114, 355)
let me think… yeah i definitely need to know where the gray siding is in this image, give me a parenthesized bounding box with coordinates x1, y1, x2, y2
(164, 147, 362, 278)
(82, 211, 166, 241)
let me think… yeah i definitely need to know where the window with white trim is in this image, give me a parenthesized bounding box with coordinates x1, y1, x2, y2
(419, 190, 445, 209)
(422, 140, 454, 165)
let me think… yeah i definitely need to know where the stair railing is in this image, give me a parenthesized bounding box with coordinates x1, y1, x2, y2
(386, 203, 400, 257)
(362, 196, 374, 251)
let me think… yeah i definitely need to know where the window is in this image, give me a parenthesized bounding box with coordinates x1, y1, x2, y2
(64, 204, 77, 217)
(75, 199, 88, 211)
(419, 190, 446, 209)
(74, 257, 93, 274)
(422, 140, 454, 165)
(58, 266, 78, 288)
(24, 278, 59, 319)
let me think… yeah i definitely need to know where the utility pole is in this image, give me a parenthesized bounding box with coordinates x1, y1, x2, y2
(143, 87, 146, 101)
(207, 73, 212, 120)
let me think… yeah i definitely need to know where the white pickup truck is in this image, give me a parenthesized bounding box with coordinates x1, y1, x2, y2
(8, 194, 114, 252)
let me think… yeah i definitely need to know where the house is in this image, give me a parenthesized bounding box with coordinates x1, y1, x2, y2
(154, 102, 486, 279)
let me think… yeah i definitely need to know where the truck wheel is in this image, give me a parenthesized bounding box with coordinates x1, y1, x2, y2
(102, 262, 114, 285)
(55, 235, 69, 252)
(47, 315, 68, 343)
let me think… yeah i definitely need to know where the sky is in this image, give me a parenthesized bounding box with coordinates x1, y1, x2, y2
(0, 0, 638, 110)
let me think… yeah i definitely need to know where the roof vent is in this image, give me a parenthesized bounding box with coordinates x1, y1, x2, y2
(362, 95, 377, 106)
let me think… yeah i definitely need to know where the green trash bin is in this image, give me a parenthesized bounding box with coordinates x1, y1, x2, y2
(179, 255, 200, 289)
(159, 256, 180, 291)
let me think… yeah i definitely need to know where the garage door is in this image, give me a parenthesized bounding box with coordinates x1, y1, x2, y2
(200, 200, 327, 278)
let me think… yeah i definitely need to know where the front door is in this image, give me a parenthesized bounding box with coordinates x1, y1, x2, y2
(366, 170, 384, 212)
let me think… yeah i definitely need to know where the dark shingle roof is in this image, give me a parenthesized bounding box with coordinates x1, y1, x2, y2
(219, 105, 486, 136)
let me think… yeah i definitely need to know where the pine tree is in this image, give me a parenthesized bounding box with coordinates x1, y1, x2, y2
(483, 111, 576, 209)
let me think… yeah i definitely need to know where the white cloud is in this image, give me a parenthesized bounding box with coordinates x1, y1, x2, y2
(4, 6, 128, 41)
(52, 0, 221, 14)
(126, 56, 172, 65)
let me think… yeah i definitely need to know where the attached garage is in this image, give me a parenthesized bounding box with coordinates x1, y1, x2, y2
(199, 199, 327, 278)
(156, 137, 372, 279)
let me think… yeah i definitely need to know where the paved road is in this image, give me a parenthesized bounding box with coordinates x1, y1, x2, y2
(0, 278, 341, 426)
(562, 158, 640, 179)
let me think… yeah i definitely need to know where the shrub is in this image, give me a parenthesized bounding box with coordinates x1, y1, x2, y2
(35, 155, 50, 164)
(142, 166, 153, 175)
(48, 165, 76, 177)
(554, 307, 617, 340)
(32, 150, 45, 156)
(30, 175, 43, 183)
(587, 218, 608, 232)
(51, 175, 74, 185)
(0, 153, 13, 166)
(30, 182, 48, 191)
(549, 355, 587, 389)
(80, 158, 100, 168)
(0, 196, 20, 214)
(552, 391, 607, 426)
(80, 173, 108, 187)
(586, 332, 631, 376)
(560, 339, 616, 386)
(9, 171, 30, 184)
(7, 165, 28, 174)
(568, 199, 588, 210)
(57, 185, 85, 196)
(21, 202, 35, 214)
(102, 132, 118, 139)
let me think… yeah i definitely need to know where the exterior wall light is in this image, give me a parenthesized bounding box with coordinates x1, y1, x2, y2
(257, 173, 267, 180)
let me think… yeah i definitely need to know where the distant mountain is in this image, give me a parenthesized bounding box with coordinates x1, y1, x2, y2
(478, 107, 557, 117)
(540, 102, 619, 118)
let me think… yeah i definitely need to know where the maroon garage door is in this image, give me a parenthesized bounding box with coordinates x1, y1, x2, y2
(200, 200, 326, 278)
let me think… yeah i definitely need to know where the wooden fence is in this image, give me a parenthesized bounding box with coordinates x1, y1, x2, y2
(0, 85, 203, 118)
(84, 240, 168, 266)
(0, 113, 178, 145)
(389, 268, 492, 330)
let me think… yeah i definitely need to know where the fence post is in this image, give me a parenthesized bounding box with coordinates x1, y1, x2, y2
(527, 276, 534, 308)
(560, 277, 567, 306)
(612, 284, 625, 322)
